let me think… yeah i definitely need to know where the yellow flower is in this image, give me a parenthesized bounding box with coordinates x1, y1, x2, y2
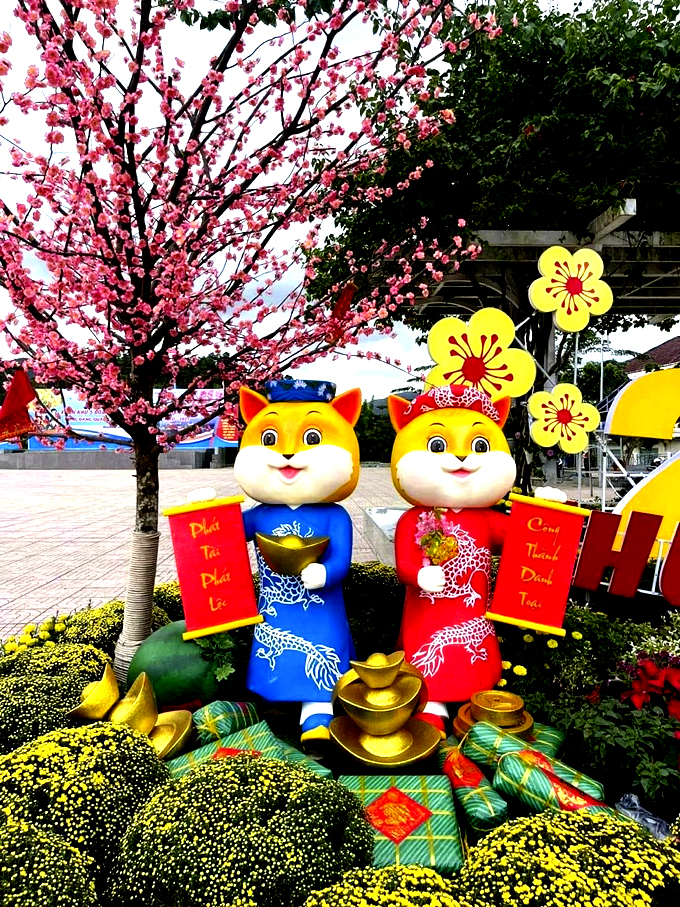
(528, 383, 600, 454)
(501, 660, 512, 670)
(496, 678, 508, 687)
(529, 246, 613, 332)
(425, 308, 536, 400)
(513, 665, 527, 676)
(523, 634, 534, 643)
(547, 639, 559, 648)
(572, 631, 583, 640)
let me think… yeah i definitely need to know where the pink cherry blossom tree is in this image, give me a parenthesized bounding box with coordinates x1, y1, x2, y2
(0, 0, 500, 672)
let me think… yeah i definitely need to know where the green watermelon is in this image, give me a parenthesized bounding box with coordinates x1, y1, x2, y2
(127, 621, 220, 708)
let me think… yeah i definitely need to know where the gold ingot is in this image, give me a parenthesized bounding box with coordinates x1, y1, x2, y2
(330, 716, 440, 766)
(350, 651, 405, 689)
(107, 672, 158, 735)
(337, 674, 421, 736)
(470, 690, 525, 727)
(255, 533, 329, 576)
(149, 710, 193, 760)
(67, 663, 119, 720)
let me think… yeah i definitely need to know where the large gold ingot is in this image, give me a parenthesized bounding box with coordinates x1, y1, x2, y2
(338, 674, 421, 736)
(149, 710, 193, 760)
(255, 533, 329, 576)
(331, 653, 436, 765)
(67, 663, 120, 720)
(107, 672, 158, 735)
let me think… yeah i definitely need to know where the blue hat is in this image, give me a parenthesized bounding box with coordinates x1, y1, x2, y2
(264, 379, 336, 403)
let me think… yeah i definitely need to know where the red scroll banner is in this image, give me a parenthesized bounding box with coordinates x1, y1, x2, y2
(163, 495, 262, 641)
(485, 493, 590, 636)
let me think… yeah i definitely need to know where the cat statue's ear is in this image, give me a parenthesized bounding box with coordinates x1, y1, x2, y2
(494, 396, 511, 429)
(239, 387, 269, 425)
(330, 388, 363, 427)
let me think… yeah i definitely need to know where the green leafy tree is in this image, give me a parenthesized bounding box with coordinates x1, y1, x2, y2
(308, 0, 680, 489)
(310, 0, 680, 331)
(354, 400, 396, 462)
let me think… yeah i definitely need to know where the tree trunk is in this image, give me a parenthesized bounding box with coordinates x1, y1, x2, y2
(113, 438, 161, 684)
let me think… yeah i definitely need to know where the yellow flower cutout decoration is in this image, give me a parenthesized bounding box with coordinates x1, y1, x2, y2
(529, 246, 613, 332)
(426, 308, 536, 401)
(528, 383, 600, 454)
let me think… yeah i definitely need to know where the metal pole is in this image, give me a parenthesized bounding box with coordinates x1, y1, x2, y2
(573, 334, 581, 505)
(600, 337, 606, 509)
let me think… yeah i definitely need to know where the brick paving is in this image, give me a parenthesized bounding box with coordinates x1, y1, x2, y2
(0, 466, 405, 640)
(0, 465, 599, 640)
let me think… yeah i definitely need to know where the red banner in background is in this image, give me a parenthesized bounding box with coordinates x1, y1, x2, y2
(486, 493, 590, 636)
(0, 370, 36, 442)
(164, 495, 261, 640)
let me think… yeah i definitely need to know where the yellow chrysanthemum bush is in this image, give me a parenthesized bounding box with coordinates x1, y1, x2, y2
(0, 818, 99, 907)
(58, 599, 171, 656)
(108, 755, 374, 907)
(0, 641, 110, 682)
(303, 865, 464, 907)
(0, 674, 81, 754)
(449, 811, 680, 907)
(1, 599, 171, 658)
(152, 579, 186, 622)
(0, 723, 168, 879)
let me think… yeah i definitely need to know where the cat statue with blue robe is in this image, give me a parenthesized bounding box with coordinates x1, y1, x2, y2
(234, 379, 362, 744)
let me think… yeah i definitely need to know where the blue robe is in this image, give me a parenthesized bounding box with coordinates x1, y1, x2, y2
(242, 503, 355, 703)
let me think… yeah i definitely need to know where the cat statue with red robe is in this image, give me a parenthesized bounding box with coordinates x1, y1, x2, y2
(388, 384, 515, 738)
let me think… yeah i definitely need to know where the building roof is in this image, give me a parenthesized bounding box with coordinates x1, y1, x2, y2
(624, 335, 680, 375)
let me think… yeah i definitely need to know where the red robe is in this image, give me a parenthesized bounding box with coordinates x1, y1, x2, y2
(395, 507, 506, 703)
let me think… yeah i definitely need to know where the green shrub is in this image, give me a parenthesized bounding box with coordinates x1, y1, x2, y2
(59, 599, 171, 656)
(0, 723, 168, 875)
(109, 755, 373, 907)
(450, 810, 680, 907)
(343, 562, 404, 660)
(551, 693, 680, 819)
(0, 642, 110, 683)
(497, 603, 643, 714)
(152, 580, 185, 622)
(0, 674, 82, 755)
(0, 819, 98, 907)
(304, 866, 463, 907)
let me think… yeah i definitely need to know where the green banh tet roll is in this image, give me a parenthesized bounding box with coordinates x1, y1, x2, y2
(460, 721, 604, 800)
(442, 746, 508, 833)
(493, 752, 616, 816)
(192, 700, 259, 745)
(167, 720, 332, 780)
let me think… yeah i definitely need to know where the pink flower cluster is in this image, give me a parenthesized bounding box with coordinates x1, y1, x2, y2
(0, 0, 508, 451)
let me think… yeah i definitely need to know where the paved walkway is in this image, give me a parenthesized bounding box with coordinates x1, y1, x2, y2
(0, 466, 405, 640)
(0, 466, 602, 640)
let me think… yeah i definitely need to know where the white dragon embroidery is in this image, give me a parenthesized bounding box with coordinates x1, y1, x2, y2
(420, 525, 491, 608)
(410, 617, 495, 674)
(253, 622, 342, 692)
